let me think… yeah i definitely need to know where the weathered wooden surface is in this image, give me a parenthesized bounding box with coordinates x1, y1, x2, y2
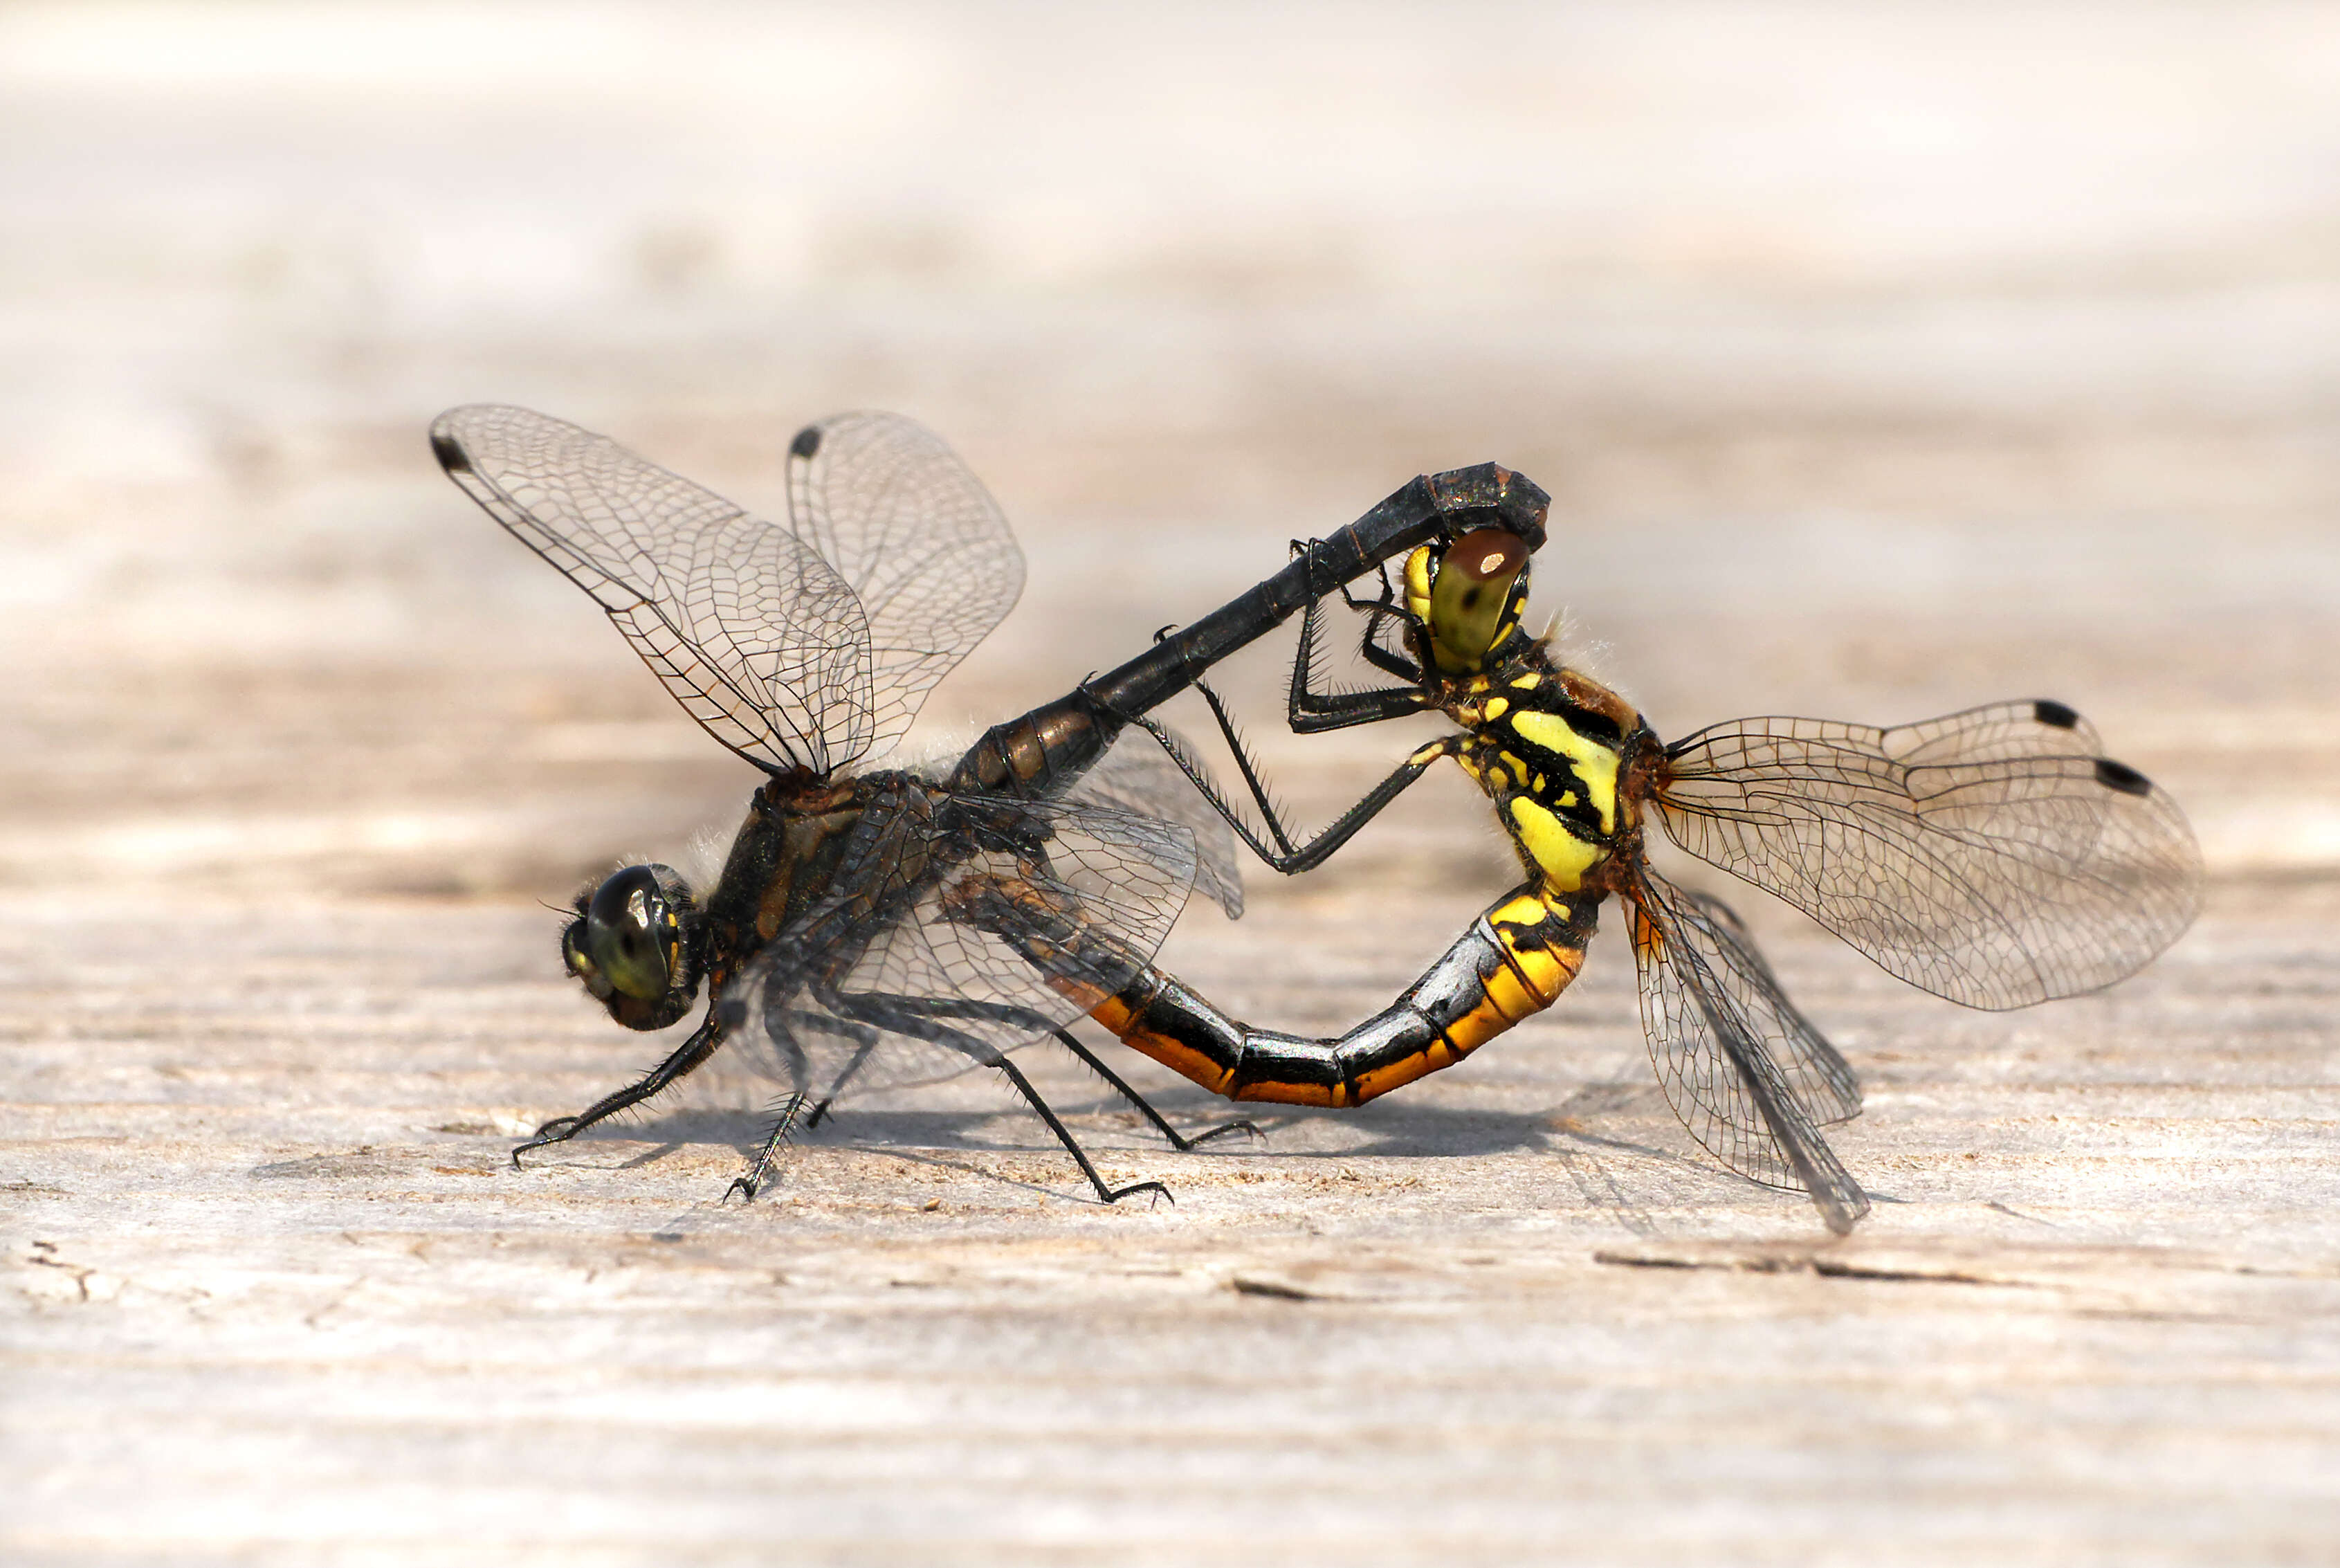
(5, 5, 2340, 1564)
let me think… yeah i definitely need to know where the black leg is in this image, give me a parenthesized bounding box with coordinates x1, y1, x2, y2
(1053, 1029, 1261, 1151)
(993, 1056, 1173, 1207)
(513, 1011, 723, 1166)
(797, 992, 1025, 1128)
(725, 1094, 810, 1201)
(1099, 566, 1436, 875)
(822, 990, 1061, 1033)
(1289, 583, 1426, 732)
(756, 1002, 881, 1129)
(1126, 715, 1457, 874)
(1332, 560, 1427, 684)
(1121, 700, 1305, 862)
(807, 1035, 881, 1129)
(793, 983, 1250, 1156)
(820, 988, 1169, 1205)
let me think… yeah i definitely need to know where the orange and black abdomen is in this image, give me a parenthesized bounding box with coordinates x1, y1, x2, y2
(953, 875, 1602, 1109)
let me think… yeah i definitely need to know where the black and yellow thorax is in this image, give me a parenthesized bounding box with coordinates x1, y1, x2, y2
(1401, 541, 1649, 897)
(1446, 659, 1646, 893)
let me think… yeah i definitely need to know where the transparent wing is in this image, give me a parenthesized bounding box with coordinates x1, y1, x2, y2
(432, 405, 873, 776)
(1673, 888, 1863, 1127)
(1625, 864, 1870, 1235)
(727, 790, 1198, 1100)
(1653, 700, 2203, 1010)
(1063, 727, 1245, 919)
(785, 413, 1025, 761)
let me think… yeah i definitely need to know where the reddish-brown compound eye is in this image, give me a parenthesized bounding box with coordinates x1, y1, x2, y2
(1449, 527, 1528, 585)
(1429, 528, 1530, 667)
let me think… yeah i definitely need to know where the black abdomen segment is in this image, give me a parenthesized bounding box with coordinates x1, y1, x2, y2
(953, 878, 1600, 1108)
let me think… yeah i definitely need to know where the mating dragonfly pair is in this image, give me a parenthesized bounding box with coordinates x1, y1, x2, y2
(432, 406, 2200, 1232)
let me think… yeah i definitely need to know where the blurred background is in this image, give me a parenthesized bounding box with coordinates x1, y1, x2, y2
(4, 0, 2334, 908)
(6, 4, 2340, 1560)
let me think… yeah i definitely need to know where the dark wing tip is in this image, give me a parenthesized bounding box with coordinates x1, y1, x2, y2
(2033, 698, 2082, 729)
(429, 427, 473, 475)
(2093, 757, 2154, 796)
(789, 424, 822, 459)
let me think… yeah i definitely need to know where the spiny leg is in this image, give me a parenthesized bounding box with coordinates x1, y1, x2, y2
(725, 1093, 811, 1202)
(994, 1055, 1172, 1207)
(1126, 711, 1459, 874)
(803, 991, 1245, 1149)
(792, 999, 959, 1130)
(1287, 546, 1420, 685)
(514, 1011, 722, 1166)
(798, 987, 1243, 1151)
(819, 987, 1171, 1205)
(807, 1035, 880, 1129)
(754, 1000, 883, 1130)
(805, 1030, 879, 1132)
(1277, 554, 1429, 728)
(1113, 571, 1440, 873)
(730, 998, 899, 1194)
(1052, 1028, 1260, 1151)
(1336, 565, 1427, 684)
(1290, 567, 1427, 726)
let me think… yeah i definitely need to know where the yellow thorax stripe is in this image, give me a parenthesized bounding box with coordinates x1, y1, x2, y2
(1505, 796, 1605, 892)
(1508, 711, 1621, 835)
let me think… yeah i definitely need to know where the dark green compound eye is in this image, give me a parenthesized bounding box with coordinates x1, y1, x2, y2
(563, 864, 704, 1030)
(589, 866, 677, 999)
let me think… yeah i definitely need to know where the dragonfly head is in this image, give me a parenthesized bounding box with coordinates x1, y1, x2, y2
(562, 863, 706, 1030)
(1405, 527, 1533, 675)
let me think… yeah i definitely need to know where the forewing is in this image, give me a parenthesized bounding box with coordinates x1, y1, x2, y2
(1063, 727, 1245, 918)
(729, 792, 1198, 1099)
(432, 405, 874, 775)
(1653, 700, 2202, 1010)
(786, 412, 1025, 760)
(1626, 865, 1870, 1234)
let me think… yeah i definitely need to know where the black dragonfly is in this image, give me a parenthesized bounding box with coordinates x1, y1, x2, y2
(430, 405, 1547, 1200)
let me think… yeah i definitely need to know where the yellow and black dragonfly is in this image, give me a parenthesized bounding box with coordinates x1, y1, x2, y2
(962, 528, 2204, 1232)
(430, 405, 1547, 1201)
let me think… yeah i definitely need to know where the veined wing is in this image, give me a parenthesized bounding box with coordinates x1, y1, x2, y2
(786, 413, 1025, 762)
(1625, 864, 1870, 1235)
(729, 790, 1200, 1099)
(432, 405, 872, 776)
(1652, 700, 2202, 1010)
(1062, 727, 1245, 919)
(1673, 887, 1862, 1125)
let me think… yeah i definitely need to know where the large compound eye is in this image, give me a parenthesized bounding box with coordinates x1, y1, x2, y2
(1429, 527, 1530, 667)
(562, 864, 704, 1030)
(582, 865, 681, 1001)
(559, 866, 697, 1025)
